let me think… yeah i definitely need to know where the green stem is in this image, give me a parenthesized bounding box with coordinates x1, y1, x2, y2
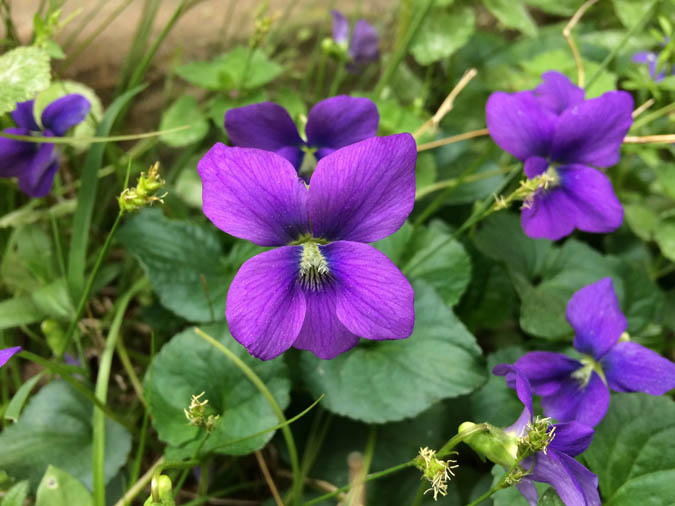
(374, 0, 435, 96)
(17, 351, 132, 431)
(465, 455, 534, 506)
(328, 61, 347, 96)
(438, 423, 489, 457)
(631, 101, 675, 130)
(62, 211, 124, 359)
(403, 166, 521, 276)
(173, 432, 211, 498)
(0, 125, 188, 144)
(303, 461, 415, 506)
(585, 0, 659, 89)
(92, 279, 146, 506)
(239, 44, 255, 91)
(194, 328, 302, 506)
(314, 51, 328, 100)
(414, 166, 511, 201)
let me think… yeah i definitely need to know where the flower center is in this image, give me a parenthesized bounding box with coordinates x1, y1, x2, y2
(299, 146, 318, 180)
(299, 242, 332, 290)
(571, 356, 607, 388)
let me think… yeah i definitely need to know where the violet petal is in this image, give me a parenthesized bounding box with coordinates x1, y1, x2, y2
(305, 96, 379, 156)
(567, 277, 626, 359)
(198, 143, 310, 246)
(17, 148, 60, 198)
(41, 94, 91, 137)
(531, 450, 600, 506)
(602, 341, 675, 395)
(226, 247, 306, 360)
(524, 156, 549, 178)
(486, 90, 557, 161)
(308, 134, 416, 243)
(541, 372, 610, 427)
(349, 19, 379, 64)
(534, 71, 585, 115)
(551, 91, 633, 167)
(325, 240, 414, 341)
(516, 479, 539, 506)
(548, 421, 595, 457)
(0, 346, 21, 368)
(331, 10, 350, 44)
(224, 102, 305, 170)
(0, 128, 39, 178)
(512, 351, 581, 396)
(292, 284, 361, 359)
(11, 100, 40, 131)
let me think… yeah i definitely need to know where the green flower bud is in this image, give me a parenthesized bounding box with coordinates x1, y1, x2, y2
(144, 475, 174, 506)
(119, 162, 166, 213)
(458, 422, 518, 468)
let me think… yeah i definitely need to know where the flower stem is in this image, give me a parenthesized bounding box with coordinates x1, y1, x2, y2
(328, 60, 347, 96)
(416, 128, 490, 152)
(61, 210, 124, 359)
(374, 0, 435, 96)
(92, 279, 147, 506)
(414, 166, 511, 201)
(194, 327, 303, 506)
(303, 461, 415, 506)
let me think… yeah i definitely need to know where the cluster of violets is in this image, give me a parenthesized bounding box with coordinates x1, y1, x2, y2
(482, 277, 675, 505)
(0, 94, 90, 197)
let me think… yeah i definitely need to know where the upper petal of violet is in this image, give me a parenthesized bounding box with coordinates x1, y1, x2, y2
(308, 134, 416, 243)
(348, 19, 379, 65)
(41, 94, 91, 137)
(226, 246, 306, 360)
(512, 351, 581, 396)
(198, 143, 310, 246)
(486, 90, 557, 161)
(567, 277, 626, 359)
(305, 96, 379, 159)
(601, 341, 675, 395)
(331, 10, 350, 44)
(551, 90, 633, 167)
(325, 240, 414, 341)
(225, 102, 305, 170)
(0, 346, 21, 368)
(11, 100, 40, 131)
(533, 71, 585, 115)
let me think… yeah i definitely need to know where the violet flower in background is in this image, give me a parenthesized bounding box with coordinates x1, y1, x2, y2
(486, 71, 633, 240)
(493, 364, 600, 506)
(632, 51, 669, 81)
(0, 95, 91, 197)
(0, 347, 21, 368)
(198, 134, 416, 360)
(225, 95, 378, 178)
(331, 10, 379, 70)
(499, 278, 675, 427)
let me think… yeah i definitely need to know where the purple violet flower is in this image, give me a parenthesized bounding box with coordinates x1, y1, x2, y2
(486, 71, 633, 240)
(0, 346, 21, 368)
(0, 95, 91, 197)
(499, 277, 675, 427)
(225, 95, 378, 178)
(198, 134, 416, 360)
(632, 51, 669, 82)
(493, 364, 600, 506)
(331, 10, 379, 70)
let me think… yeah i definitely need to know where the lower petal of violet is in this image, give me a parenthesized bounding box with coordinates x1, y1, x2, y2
(292, 285, 361, 360)
(541, 372, 610, 427)
(0, 128, 39, 178)
(16, 139, 60, 198)
(601, 341, 675, 395)
(531, 450, 601, 506)
(521, 164, 623, 240)
(548, 421, 594, 457)
(323, 240, 415, 341)
(226, 247, 306, 361)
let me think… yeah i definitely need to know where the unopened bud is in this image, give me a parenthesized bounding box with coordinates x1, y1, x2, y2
(458, 422, 518, 468)
(118, 162, 166, 213)
(144, 474, 174, 505)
